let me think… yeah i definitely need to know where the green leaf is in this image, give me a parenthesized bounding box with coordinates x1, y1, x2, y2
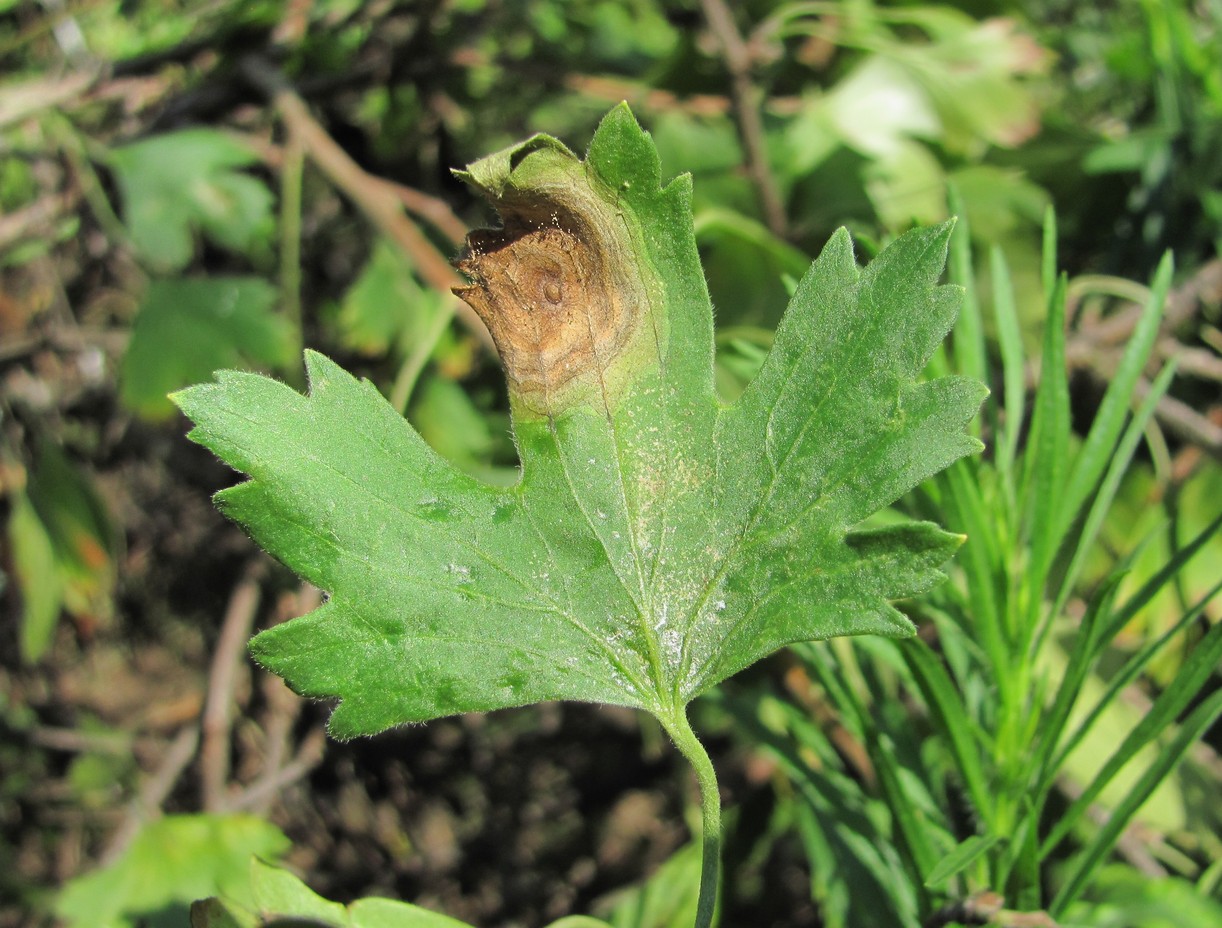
(248, 857, 347, 923)
(189, 896, 256, 928)
(336, 239, 446, 357)
(410, 375, 496, 476)
(923, 833, 1005, 888)
(195, 858, 480, 927)
(55, 814, 289, 928)
(122, 277, 294, 419)
(11, 440, 119, 659)
(349, 899, 477, 928)
(8, 489, 62, 662)
(110, 128, 275, 271)
(598, 841, 702, 928)
(173, 104, 985, 739)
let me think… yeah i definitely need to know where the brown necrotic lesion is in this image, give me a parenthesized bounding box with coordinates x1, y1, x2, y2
(454, 207, 637, 410)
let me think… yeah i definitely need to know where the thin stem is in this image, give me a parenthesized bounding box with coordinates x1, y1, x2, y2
(240, 56, 496, 353)
(663, 708, 721, 928)
(45, 111, 144, 269)
(279, 133, 305, 384)
(389, 296, 456, 414)
(699, 0, 788, 238)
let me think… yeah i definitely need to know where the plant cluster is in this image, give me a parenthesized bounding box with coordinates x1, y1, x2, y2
(1, 2, 1219, 927)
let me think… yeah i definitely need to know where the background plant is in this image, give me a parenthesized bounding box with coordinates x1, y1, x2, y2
(712, 211, 1222, 926)
(1, 1, 1219, 926)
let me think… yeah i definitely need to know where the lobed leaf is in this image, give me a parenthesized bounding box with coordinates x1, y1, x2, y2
(174, 104, 985, 737)
(110, 128, 274, 271)
(123, 276, 293, 419)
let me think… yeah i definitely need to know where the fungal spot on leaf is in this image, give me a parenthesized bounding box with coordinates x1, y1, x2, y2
(455, 209, 640, 411)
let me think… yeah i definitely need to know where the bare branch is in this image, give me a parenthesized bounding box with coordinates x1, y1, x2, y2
(201, 560, 264, 812)
(99, 726, 199, 866)
(238, 56, 495, 353)
(699, 0, 788, 237)
(0, 190, 81, 251)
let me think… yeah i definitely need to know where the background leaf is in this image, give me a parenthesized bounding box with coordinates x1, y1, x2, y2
(110, 128, 275, 271)
(122, 276, 294, 419)
(54, 814, 289, 928)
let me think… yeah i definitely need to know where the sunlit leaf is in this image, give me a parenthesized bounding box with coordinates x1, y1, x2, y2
(55, 815, 289, 928)
(175, 105, 984, 741)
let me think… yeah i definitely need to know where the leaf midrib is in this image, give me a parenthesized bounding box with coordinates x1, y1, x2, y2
(671, 279, 872, 696)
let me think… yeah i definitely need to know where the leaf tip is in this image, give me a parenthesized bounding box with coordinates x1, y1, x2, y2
(302, 348, 334, 388)
(168, 380, 220, 428)
(587, 101, 661, 192)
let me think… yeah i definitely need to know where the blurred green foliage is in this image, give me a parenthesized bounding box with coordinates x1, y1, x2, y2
(55, 815, 289, 928)
(109, 130, 275, 273)
(122, 276, 294, 419)
(1, 0, 1219, 926)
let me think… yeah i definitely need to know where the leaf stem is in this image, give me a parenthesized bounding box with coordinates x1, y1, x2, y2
(663, 709, 721, 928)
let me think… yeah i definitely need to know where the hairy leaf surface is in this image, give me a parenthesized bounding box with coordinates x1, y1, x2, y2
(174, 105, 985, 737)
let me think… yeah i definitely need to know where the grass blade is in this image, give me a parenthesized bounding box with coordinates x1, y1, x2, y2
(901, 640, 994, 829)
(1049, 689, 1222, 916)
(947, 186, 987, 393)
(869, 732, 941, 891)
(989, 244, 1025, 481)
(1021, 272, 1070, 617)
(1027, 575, 1125, 801)
(1035, 360, 1178, 657)
(1041, 207, 1057, 302)
(924, 833, 1004, 888)
(940, 460, 1007, 657)
(1007, 810, 1041, 911)
(1103, 510, 1222, 643)
(1041, 618, 1222, 858)
(798, 639, 942, 890)
(1053, 576, 1222, 777)
(1058, 254, 1173, 542)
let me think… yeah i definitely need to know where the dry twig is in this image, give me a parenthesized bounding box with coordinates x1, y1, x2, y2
(699, 0, 788, 238)
(0, 190, 81, 251)
(0, 69, 97, 129)
(229, 726, 327, 813)
(1063, 258, 1222, 462)
(99, 725, 199, 866)
(241, 583, 323, 815)
(925, 891, 1060, 928)
(201, 560, 265, 812)
(238, 56, 495, 353)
